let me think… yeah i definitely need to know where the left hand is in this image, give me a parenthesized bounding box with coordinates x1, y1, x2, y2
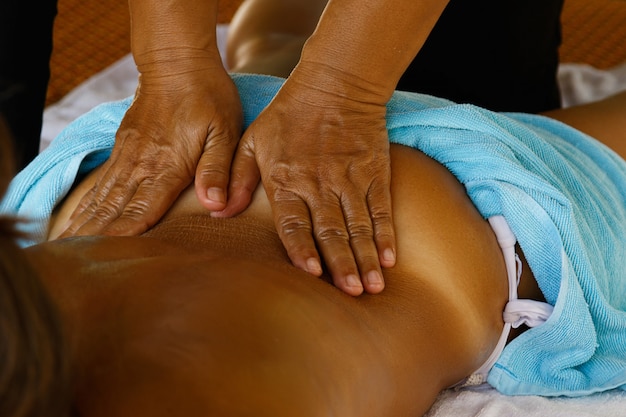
(59, 65, 243, 238)
(214, 73, 397, 296)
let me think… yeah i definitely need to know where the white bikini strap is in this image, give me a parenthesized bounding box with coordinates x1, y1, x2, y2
(455, 216, 553, 388)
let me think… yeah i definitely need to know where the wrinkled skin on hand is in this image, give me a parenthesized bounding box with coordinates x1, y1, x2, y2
(216, 70, 397, 296)
(60, 65, 243, 238)
(60, 58, 395, 296)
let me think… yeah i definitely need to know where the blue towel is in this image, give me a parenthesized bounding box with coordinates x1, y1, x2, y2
(2, 73, 626, 397)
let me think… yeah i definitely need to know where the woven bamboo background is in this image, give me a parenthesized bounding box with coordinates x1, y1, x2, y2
(46, 0, 243, 105)
(46, 0, 626, 107)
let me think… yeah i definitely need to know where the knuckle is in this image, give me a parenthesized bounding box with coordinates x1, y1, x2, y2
(276, 213, 313, 238)
(373, 225, 395, 243)
(73, 200, 95, 218)
(369, 211, 395, 242)
(207, 127, 239, 147)
(370, 215, 394, 238)
(92, 202, 122, 222)
(368, 199, 392, 219)
(346, 221, 374, 239)
(122, 199, 152, 221)
(104, 208, 153, 236)
(267, 165, 300, 190)
(370, 211, 393, 227)
(196, 164, 229, 183)
(315, 225, 349, 244)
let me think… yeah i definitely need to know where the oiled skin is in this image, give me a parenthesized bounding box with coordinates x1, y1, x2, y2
(32, 144, 515, 417)
(28, 2, 626, 412)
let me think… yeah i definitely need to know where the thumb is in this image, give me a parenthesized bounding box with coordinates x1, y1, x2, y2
(195, 128, 240, 211)
(210, 138, 260, 218)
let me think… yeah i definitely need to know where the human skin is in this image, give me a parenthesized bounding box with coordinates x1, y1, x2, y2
(23, 1, 624, 412)
(541, 92, 626, 158)
(4, 73, 623, 417)
(36, 143, 515, 417)
(36, 82, 626, 412)
(1, 15, 624, 408)
(30, 90, 626, 416)
(60, 0, 450, 298)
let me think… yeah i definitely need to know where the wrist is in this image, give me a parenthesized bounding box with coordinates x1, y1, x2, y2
(134, 49, 225, 87)
(289, 57, 392, 109)
(129, 0, 221, 76)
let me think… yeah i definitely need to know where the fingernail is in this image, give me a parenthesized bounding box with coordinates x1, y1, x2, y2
(206, 187, 225, 204)
(346, 274, 362, 289)
(305, 258, 322, 275)
(383, 248, 396, 263)
(365, 270, 384, 289)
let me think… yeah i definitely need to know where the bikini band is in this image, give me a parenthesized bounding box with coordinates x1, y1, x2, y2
(454, 215, 554, 388)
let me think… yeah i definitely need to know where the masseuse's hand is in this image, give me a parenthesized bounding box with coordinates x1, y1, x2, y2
(60, 65, 242, 238)
(215, 71, 396, 296)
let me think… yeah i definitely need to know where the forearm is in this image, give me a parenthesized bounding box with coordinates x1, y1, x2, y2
(296, 0, 449, 103)
(128, 0, 222, 77)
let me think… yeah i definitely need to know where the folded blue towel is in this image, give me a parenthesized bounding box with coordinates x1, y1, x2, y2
(2, 73, 626, 397)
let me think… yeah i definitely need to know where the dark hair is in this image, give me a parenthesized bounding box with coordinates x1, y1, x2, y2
(0, 110, 71, 416)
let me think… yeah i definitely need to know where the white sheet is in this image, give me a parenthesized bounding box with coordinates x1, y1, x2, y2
(40, 24, 626, 417)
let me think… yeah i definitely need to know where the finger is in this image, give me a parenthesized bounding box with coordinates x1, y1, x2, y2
(62, 163, 185, 238)
(100, 178, 184, 236)
(210, 137, 261, 218)
(66, 180, 99, 222)
(308, 193, 365, 297)
(59, 163, 136, 237)
(195, 125, 242, 212)
(340, 189, 386, 295)
(269, 188, 323, 278)
(57, 185, 100, 238)
(367, 178, 396, 269)
(65, 178, 144, 237)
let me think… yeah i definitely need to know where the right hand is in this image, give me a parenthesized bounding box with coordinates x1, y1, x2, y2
(214, 67, 397, 296)
(60, 64, 243, 238)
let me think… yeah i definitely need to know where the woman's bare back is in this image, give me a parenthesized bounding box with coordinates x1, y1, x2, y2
(35, 144, 513, 416)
